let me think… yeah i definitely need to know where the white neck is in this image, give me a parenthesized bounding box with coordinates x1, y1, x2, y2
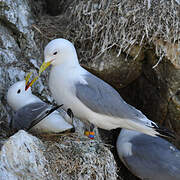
(65, 56, 79, 67)
(53, 57, 80, 73)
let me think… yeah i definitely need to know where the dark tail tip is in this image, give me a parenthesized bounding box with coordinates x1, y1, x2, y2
(154, 126, 176, 139)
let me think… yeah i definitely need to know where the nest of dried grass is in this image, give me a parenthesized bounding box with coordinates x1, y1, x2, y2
(34, 0, 179, 65)
(41, 133, 118, 179)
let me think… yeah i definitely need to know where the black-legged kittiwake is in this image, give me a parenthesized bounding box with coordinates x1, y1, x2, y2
(117, 129, 180, 180)
(7, 80, 73, 133)
(26, 38, 174, 138)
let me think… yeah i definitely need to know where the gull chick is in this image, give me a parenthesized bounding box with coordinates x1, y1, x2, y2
(29, 38, 174, 138)
(7, 80, 73, 133)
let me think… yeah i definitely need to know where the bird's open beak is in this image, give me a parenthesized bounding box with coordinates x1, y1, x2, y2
(25, 60, 53, 91)
(25, 76, 39, 91)
(25, 72, 33, 91)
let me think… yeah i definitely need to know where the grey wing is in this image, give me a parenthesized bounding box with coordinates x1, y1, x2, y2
(11, 102, 50, 131)
(76, 73, 146, 120)
(123, 135, 180, 180)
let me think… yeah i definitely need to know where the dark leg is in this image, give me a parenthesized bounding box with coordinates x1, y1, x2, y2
(89, 123, 95, 139)
(90, 124, 95, 132)
(67, 108, 75, 133)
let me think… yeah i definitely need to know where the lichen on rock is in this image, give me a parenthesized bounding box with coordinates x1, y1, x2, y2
(0, 130, 53, 180)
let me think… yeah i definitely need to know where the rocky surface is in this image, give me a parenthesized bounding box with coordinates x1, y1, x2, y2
(0, 0, 50, 139)
(0, 0, 179, 179)
(0, 130, 53, 180)
(0, 130, 118, 180)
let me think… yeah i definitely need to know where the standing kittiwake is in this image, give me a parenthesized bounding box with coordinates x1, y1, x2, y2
(26, 38, 174, 138)
(7, 80, 73, 133)
(117, 129, 180, 180)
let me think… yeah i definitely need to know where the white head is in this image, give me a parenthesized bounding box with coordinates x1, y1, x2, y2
(44, 38, 79, 66)
(7, 80, 40, 111)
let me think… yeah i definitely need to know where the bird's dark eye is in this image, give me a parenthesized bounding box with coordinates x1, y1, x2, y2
(53, 51, 57, 55)
(17, 89, 21, 94)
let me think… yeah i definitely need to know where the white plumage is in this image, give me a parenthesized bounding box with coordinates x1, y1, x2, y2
(40, 38, 174, 138)
(7, 80, 73, 133)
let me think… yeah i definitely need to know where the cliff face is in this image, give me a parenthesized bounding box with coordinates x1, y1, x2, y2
(0, 0, 44, 136)
(0, 0, 179, 179)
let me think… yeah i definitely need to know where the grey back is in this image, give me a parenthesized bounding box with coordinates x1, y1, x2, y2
(120, 132, 180, 180)
(10, 102, 50, 132)
(76, 73, 147, 120)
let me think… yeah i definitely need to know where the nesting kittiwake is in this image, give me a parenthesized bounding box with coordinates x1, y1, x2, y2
(26, 38, 174, 138)
(117, 129, 180, 180)
(7, 80, 73, 133)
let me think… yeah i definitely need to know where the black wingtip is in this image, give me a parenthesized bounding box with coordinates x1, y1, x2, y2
(46, 104, 64, 115)
(154, 126, 176, 139)
(27, 104, 64, 131)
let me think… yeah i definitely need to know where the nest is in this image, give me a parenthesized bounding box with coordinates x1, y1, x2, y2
(34, 0, 180, 65)
(41, 133, 118, 180)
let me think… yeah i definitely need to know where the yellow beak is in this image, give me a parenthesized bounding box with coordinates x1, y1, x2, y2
(25, 60, 53, 90)
(38, 60, 52, 76)
(25, 72, 33, 86)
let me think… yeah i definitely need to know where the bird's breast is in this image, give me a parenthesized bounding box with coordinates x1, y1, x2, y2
(48, 65, 101, 124)
(49, 66, 82, 111)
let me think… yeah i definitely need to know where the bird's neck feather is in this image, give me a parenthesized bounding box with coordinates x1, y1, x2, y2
(53, 55, 80, 70)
